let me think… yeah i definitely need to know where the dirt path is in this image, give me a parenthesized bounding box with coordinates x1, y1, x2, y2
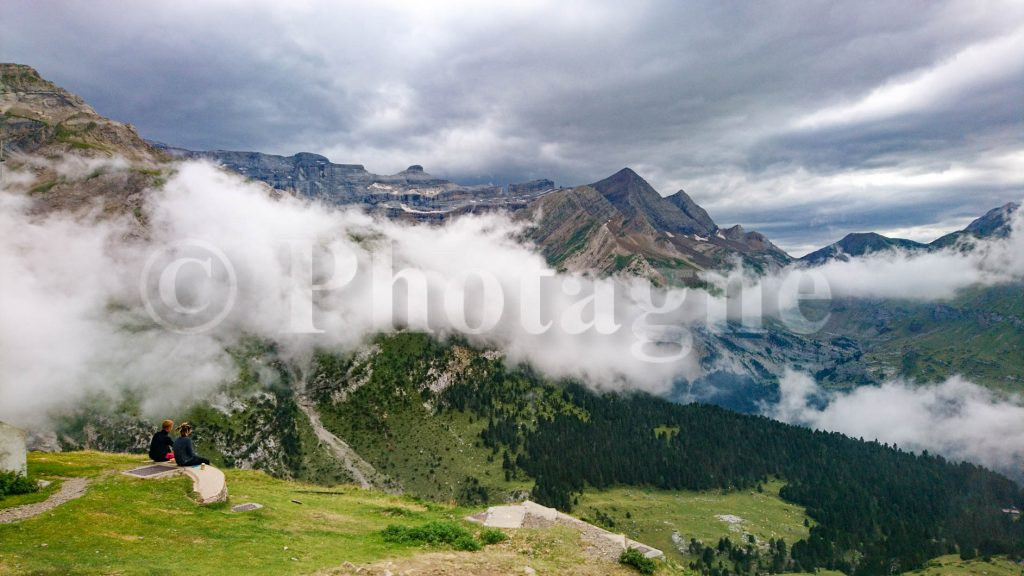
(0, 477, 90, 524)
(295, 395, 394, 492)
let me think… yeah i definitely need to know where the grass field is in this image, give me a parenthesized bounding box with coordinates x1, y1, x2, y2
(903, 555, 1024, 576)
(0, 452, 681, 576)
(823, 285, 1024, 392)
(0, 452, 465, 575)
(575, 480, 813, 563)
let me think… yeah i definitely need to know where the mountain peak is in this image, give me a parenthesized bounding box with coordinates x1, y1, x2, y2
(667, 189, 717, 236)
(801, 231, 927, 265)
(590, 168, 685, 236)
(584, 168, 791, 269)
(0, 63, 42, 83)
(965, 202, 1019, 235)
(802, 201, 1020, 265)
(844, 231, 884, 241)
(1, 63, 97, 124)
(1, 62, 156, 161)
(610, 166, 641, 179)
(930, 202, 1019, 249)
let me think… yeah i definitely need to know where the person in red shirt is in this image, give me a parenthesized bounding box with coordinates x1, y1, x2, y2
(147, 419, 175, 462)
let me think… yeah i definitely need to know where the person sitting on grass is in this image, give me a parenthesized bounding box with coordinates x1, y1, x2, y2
(172, 422, 211, 467)
(148, 419, 175, 462)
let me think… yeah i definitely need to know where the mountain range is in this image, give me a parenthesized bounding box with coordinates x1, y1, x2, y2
(3, 63, 1024, 575)
(3, 63, 1016, 279)
(800, 202, 1020, 265)
(4, 62, 1021, 394)
(150, 143, 795, 284)
(143, 145, 1021, 282)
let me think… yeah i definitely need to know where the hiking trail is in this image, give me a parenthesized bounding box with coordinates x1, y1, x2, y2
(0, 477, 90, 524)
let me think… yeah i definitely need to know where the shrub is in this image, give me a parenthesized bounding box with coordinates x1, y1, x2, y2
(0, 471, 37, 498)
(453, 535, 481, 551)
(619, 547, 657, 575)
(381, 521, 482, 551)
(380, 506, 415, 517)
(479, 528, 507, 545)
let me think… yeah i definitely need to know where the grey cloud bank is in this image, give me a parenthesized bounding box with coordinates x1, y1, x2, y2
(769, 370, 1024, 481)
(0, 160, 708, 427)
(2, 156, 1023, 467)
(2, 0, 1022, 254)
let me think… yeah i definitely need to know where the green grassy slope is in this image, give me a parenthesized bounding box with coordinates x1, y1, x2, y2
(577, 481, 813, 563)
(0, 452, 503, 576)
(310, 334, 539, 503)
(902, 554, 1024, 576)
(4, 452, 1015, 576)
(0, 452, 692, 576)
(816, 284, 1024, 391)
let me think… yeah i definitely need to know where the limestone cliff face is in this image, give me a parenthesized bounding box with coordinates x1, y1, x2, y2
(0, 63, 165, 221)
(0, 64, 157, 161)
(154, 144, 560, 223)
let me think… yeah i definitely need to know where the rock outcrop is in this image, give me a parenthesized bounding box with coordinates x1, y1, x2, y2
(0, 63, 165, 220)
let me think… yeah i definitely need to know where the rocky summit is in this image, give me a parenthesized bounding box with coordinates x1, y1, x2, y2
(0, 64, 164, 218)
(0, 64, 156, 162)
(800, 202, 1021, 265)
(521, 167, 792, 284)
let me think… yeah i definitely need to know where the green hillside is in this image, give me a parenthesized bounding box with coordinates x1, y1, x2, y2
(4, 452, 1016, 575)
(43, 332, 1024, 575)
(576, 481, 813, 563)
(902, 555, 1024, 576)
(0, 452, 652, 576)
(818, 284, 1024, 391)
(310, 335, 535, 502)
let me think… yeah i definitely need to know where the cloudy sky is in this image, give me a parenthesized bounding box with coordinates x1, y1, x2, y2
(2, 0, 1022, 255)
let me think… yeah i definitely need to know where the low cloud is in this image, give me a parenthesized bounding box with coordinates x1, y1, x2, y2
(705, 199, 1023, 304)
(767, 369, 1024, 480)
(2, 157, 1022, 463)
(806, 198, 1022, 300)
(0, 160, 720, 427)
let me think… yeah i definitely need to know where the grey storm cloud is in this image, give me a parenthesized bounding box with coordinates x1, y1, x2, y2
(2, 0, 1022, 254)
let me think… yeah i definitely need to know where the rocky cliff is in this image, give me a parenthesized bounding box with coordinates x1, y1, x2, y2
(153, 144, 560, 222)
(521, 168, 792, 285)
(0, 63, 164, 219)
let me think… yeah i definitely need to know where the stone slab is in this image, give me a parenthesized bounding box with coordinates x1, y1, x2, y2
(468, 500, 664, 560)
(484, 505, 527, 528)
(182, 465, 227, 505)
(122, 463, 179, 479)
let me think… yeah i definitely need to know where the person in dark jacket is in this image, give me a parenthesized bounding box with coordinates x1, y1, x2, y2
(172, 422, 211, 467)
(148, 419, 175, 462)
